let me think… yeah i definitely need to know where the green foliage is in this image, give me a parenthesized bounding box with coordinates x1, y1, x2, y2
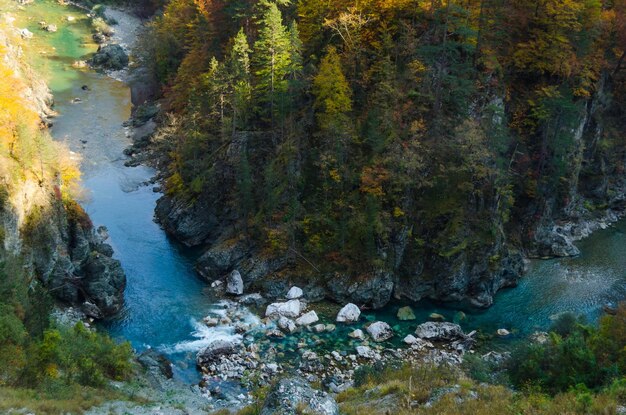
(508, 306, 626, 394)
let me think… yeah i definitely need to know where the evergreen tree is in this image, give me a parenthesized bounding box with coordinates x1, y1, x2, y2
(253, 2, 292, 129)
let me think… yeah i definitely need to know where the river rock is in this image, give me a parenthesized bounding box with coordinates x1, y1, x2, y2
(286, 286, 303, 299)
(266, 300, 301, 319)
(226, 270, 244, 295)
(530, 331, 549, 344)
(355, 345, 375, 359)
(414, 322, 466, 341)
(20, 28, 33, 39)
(138, 349, 173, 379)
(403, 334, 418, 345)
(313, 324, 326, 333)
(260, 376, 339, 415)
(497, 328, 511, 337)
(325, 324, 336, 332)
(197, 339, 238, 367)
(397, 306, 416, 321)
(89, 44, 129, 70)
(278, 316, 297, 333)
(429, 312, 446, 322)
(336, 303, 360, 323)
(296, 310, 319, 326)
(348, 329, 365, 340)
(366, 321, 393, 342)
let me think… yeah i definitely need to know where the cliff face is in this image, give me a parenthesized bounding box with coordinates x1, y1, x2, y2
(0, 22, 125, 318)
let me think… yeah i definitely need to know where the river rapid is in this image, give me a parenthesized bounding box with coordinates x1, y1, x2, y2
(5, 0, 626, 383)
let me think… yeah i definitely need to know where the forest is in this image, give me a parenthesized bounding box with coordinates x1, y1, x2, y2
(140, 0, 626, 304)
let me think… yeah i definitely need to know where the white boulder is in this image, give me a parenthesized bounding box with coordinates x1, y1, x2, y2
(366, 321, 393, 342)
(286, 286, 303, 299)
(296, 310, 319, 326)
(336, 303, 361, 323)
(265, 300, 301, 319)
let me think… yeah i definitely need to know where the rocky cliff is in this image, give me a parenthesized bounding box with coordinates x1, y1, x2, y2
(0, 22, 125, 318)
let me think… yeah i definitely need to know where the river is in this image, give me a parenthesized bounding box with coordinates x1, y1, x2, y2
(6, 0, 626, 383)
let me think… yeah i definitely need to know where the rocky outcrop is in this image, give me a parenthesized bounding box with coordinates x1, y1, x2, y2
(327, 271, 394, 309)
(260, 376, 339, 415)
(25, 203, 126, 318)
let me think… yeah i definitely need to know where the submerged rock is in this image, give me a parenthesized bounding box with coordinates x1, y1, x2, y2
(336, 303, 360, 323)
(397, 306, 416, 321)
(260, 376, 339, 415)
(348, 329, 365, 340)
(496, 328, 511, 337)
(366, 321, 393, 342)
(226, 270, 244, 295)
(429, 312, 446, 322)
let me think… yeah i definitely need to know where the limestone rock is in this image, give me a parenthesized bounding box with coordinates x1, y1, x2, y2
(286, 286, 303, 299)
(366, 321, 393, 342)
(278, 316, 297, 333)
(260, 376, 339, 415)
(266, 300, 301, 319)
(415, 322, 466, 342)
(336, 303, 360, 323)
(296, 310, 319, 326)
(226, 270, 244, 295)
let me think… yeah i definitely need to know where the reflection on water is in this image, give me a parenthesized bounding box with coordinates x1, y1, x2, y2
(10, 0, 626, 384)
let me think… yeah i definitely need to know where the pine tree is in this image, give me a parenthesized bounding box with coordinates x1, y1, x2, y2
(253, 2, 292, 129)
(229, 28, 252, 131)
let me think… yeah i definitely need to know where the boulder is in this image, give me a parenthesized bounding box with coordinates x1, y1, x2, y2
(278, 316, 297, 333)
(403, 334, 418, 345)
(325, 324, 336, 332)
(260, 376, 339, 415)
(397, 306, 416, 321)
(197, 339, 238, 367)
(20, 28, 33, 39)
(355, 345, 375, 359)
(366, 321, 393, 342)
(313, 324, 326, 333)
(496, 328, 510, 337)
(226, 270, 244, 295)
(286, 286, 303, 299)
(138, 349, 173, 379)
(265, 300, 301, 319)
(414, 322, 466, 342)
(336, 303, 360, 323)
(348, 329, 365, 340)
(89, 44, 129, 70)
(296, 310, 319, 326)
